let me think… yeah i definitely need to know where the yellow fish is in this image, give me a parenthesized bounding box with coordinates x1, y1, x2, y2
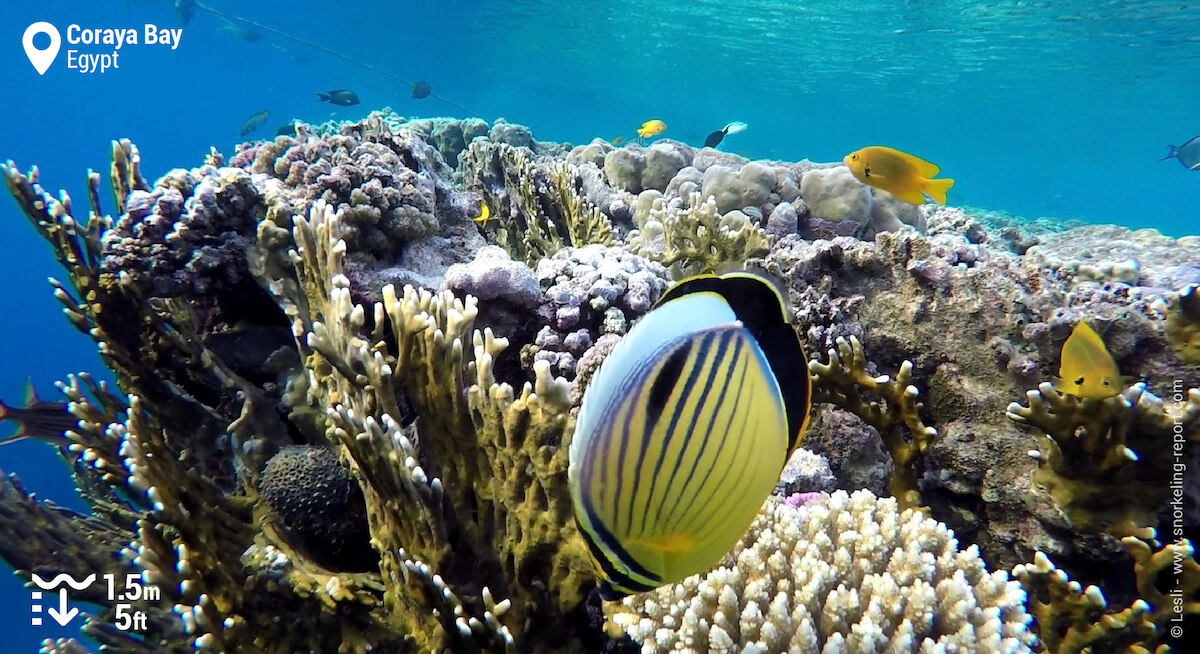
(1052, 320, 1122, 399)
(637, 119, 666, 140)
(568, 270, 812, 599)
(843, 146, 955, 206)
(473, 202, 493, 226)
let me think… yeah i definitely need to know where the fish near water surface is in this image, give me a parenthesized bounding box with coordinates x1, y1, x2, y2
(1052, 320, 1123, 400)
(843, 145, 954, 206)
(568, 270, 812, 599)
(317, 89, 361, 107)
(1160, 135, 1200, 171)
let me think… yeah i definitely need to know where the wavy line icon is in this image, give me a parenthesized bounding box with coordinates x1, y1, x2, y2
(31, 573, 95, 590)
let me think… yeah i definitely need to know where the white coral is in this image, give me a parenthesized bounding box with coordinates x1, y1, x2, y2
(605, 490, 1032, 653)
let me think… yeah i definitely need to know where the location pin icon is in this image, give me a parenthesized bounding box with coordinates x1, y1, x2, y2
(23, 22, 61, 75)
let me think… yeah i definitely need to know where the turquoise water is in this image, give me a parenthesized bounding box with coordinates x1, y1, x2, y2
(0, 0, 1196, 650)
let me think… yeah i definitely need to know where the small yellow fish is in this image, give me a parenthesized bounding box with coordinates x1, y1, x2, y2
(1052, 320, 1122, 399)
(637, 119, 666, 139)
(568, 269, 812, 599)
(473, 202, 492, 226)
(843, 146, 955, 206)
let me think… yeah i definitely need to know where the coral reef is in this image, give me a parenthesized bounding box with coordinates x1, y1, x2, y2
(3, 115, 1200, 652)
(605, 490, 1032, 653)
(1014, 536, 1200, 654)
(1008, 380, 1200, 538)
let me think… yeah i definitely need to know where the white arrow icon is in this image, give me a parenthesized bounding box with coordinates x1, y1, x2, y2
(47, 588, 78, 626)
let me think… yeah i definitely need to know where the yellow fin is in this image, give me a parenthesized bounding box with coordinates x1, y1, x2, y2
(897, 189, 927, 206)
(923, 178, 954, 205)
(889, 148, 940, 177)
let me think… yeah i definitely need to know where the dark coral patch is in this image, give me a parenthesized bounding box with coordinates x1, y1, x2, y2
(259, 445, 377, 572)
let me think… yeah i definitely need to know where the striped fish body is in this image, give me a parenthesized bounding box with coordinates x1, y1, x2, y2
(569, 277, 808, 599)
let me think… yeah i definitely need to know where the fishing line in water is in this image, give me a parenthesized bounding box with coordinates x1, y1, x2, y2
(189, 1, 482, 118)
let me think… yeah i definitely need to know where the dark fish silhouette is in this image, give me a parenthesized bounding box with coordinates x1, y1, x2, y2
(1161, 135, 1200, 171)
(412, 81, 431, 99)
(276, 121, 299, 137)
(240, 109, 271, 137)
(0, 381, 76, 447)
(317, 89, 360, 107)
(174, 0, 195, 25)
(702, 121, 748, 149)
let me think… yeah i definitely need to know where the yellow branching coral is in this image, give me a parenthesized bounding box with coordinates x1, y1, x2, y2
(1014, 537, 1200, 654)
(606, 491, 1032, 653)
(459, 141, 613, 266)
(626, 191, 770, 279)
(1165, 284, 1200, 365)
(256, 198, 592, 650)
(1007, 382, 1200, 537)
(3, 142, 593, 652)
(808, 335, 938, 510)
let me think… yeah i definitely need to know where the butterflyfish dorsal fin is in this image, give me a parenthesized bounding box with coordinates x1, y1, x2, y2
(656, 270, 812, 456)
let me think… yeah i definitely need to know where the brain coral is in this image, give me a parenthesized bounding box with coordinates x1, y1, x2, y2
(605, 490, 1032, 653)
(258, 445, 375, 572)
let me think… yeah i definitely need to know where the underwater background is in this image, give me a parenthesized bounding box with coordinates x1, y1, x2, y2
(0, 0, 1197, 651)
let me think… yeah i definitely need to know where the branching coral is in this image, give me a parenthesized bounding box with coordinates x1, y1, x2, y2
(1007, 382, 1200, 537)
(459, 141, 614, 266)
(1014, 537, 1200, 654)
(1165, 284, 1200, 365)
(808, 335, 938, 510)
(626, 191, 769, 279)
(3, 143, 593, 652)
(605, 490, 1032, 653)
(256, 198, 593, 650)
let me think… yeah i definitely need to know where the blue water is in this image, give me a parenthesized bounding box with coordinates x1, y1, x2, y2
(0, 0, 1196, 650)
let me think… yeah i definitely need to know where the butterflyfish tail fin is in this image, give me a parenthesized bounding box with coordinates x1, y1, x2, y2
(924, 177, 954, 205)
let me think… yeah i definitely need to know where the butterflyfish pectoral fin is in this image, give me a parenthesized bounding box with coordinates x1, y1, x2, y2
(571, 322, 789, 591)
(569, 268, 814, 595)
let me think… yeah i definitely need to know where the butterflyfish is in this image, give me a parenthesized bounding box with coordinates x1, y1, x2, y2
(1052, 320, 1122, 400)
(637, 119, 667, 141)
(568, 270, 812, 599)
(843, 145, 955, 206)
(703, 121, 748, 148)
(0, 380, 76, 447)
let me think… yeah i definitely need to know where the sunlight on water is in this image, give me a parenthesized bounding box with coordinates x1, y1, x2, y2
(471, 0, 1200, 105)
